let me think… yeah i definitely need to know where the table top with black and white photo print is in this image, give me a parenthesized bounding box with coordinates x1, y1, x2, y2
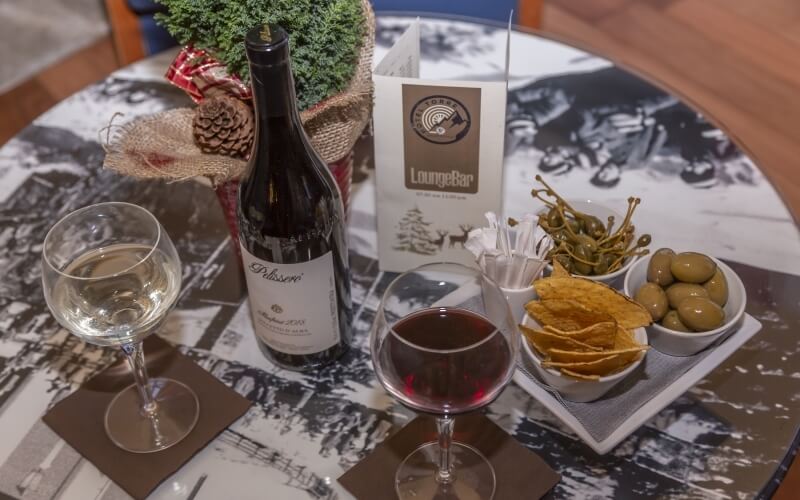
(0, 13, 797, 500)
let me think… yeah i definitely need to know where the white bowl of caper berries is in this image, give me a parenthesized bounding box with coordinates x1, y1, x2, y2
(540, 199, 651, 287)
(623, 249, 746, 356)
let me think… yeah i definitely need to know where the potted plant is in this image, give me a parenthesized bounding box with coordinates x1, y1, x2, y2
(104, 0, 374, 246)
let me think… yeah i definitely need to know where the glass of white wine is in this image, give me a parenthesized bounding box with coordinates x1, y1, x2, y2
(41, 202, 199, 453)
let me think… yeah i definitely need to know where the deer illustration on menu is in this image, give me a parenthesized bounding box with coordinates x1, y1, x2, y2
(449, 225, 474, 248)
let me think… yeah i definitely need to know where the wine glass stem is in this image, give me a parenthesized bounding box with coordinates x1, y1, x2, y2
(121, 341, 157, 415)
(436, 415, 455, 484)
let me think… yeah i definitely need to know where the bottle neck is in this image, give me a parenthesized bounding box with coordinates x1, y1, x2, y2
(250, 61, 303, 130)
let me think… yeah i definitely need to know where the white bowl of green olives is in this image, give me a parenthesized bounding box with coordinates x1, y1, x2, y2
(623, 250, 746, 357)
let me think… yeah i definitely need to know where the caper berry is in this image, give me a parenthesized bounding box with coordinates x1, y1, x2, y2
(546, 207, 563, 228)
(532, 177, 647, 277)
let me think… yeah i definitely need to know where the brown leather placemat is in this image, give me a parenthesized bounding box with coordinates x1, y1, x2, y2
(42, 336, 251, 500)
(339, 414, 560, 499)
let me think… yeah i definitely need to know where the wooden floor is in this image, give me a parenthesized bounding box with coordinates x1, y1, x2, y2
(541, 0, 800, 222)
(0, 36, 119, 145)
(0, 1, 798, 495)
(542, 3, 800, 496)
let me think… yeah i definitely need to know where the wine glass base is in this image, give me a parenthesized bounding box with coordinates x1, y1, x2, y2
(395, 441, 496, 500)
(105, 378, 199, 454)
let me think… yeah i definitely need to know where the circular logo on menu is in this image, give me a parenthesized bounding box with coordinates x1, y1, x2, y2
(410, 95, 471, 145)
(271, 304, 283, 314)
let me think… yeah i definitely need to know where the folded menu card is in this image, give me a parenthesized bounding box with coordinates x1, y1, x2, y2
(372, 19, 510, 272)
(339, 414, 560, 499)
(42, 335, 251, 500)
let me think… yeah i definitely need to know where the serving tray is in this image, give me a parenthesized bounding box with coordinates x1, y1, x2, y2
(512, 314, 762, 454)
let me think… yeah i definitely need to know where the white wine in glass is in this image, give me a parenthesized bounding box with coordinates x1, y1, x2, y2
(41, 202, 199, 453)
(49, 243, 180, 346)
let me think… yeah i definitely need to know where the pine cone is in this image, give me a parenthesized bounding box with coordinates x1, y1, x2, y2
(192, 96, 254, 158)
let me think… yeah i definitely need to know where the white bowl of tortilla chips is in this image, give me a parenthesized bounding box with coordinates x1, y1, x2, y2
(519, 262, 652, 403)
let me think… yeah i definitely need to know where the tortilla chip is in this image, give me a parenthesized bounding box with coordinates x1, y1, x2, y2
(547, 346, 645, 364)
(520, 324, 602, 357)
(542, 322, 616, 349)
(551, 259, 570, 278)
(560, 368, 601, 381)
(526, 299, 615, 332)
(533, 276, 652, 329)
(542, 350, 641, 376)
(613, 326, 646, 350)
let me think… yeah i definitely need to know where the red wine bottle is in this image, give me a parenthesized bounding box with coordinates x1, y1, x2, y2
(237, 24, 352, 370)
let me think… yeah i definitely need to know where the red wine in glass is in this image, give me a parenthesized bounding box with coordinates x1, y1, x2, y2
(371, 264, 519, 499)
(378, 307, 513, 415)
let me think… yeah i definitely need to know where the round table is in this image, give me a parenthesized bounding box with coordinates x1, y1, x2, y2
(0, 14, 798, 500)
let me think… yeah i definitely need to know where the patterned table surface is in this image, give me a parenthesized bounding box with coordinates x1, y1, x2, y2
(1, 14, 799, 500)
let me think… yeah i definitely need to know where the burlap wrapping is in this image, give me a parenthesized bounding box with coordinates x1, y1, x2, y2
(103, 0, 374, 184)
(103, 108, 247, 184)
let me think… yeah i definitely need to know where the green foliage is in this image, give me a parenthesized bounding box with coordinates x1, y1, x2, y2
(155, 0, 365, 110)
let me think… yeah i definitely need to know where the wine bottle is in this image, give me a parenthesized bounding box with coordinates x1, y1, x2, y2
(237, 24, 352, 371)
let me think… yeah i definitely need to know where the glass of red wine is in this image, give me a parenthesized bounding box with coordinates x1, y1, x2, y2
(371, 262, 519, 499)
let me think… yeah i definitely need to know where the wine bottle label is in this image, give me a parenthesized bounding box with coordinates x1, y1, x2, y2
(240, 245, 340, 355)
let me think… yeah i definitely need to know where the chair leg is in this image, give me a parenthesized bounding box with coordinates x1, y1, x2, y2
(104, 0, 146, 66)
(518, 0, 544, 29)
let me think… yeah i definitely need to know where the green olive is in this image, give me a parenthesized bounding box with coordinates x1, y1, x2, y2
(665, 282, 709, 309)
(647, 248, 676, 286)
(703, 268, 728, 307)
(677, 297, 725, 331)
(546, 207, 563, 228)
(582, 215, 606, 239)
(635, 282, 668, 321)
(670, 252, 717, 283)
(661, 310, 691, 332)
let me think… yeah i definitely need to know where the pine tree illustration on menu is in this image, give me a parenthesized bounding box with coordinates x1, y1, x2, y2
(393, 207, 437, 255)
